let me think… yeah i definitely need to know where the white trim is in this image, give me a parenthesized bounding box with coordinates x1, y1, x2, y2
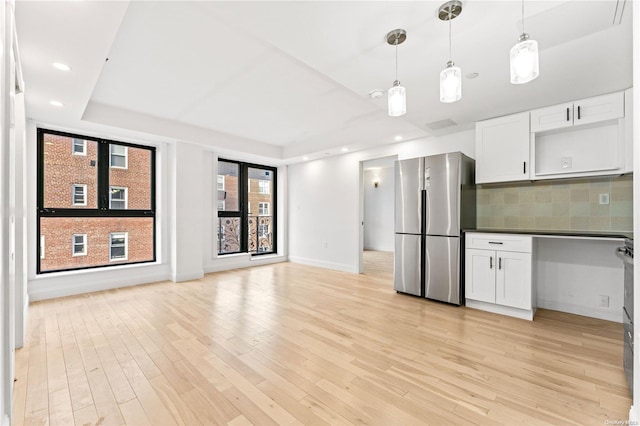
(288, 256, 357, 273)
(109, 232, 128, 261)
(537, 298, 620, 323)
(109, 144, 128, 169)
(465, 299, 535, 321)
(72, 233, 87, 256)
(72, 183, 87, 206)
(204, 254, 287, 273)
(109, 186, 128, 209)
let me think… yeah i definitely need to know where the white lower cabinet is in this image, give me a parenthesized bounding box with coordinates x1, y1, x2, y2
(465, 233, 535, 320)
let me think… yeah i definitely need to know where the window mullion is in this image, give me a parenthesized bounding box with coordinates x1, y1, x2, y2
(97, 141, 110, 211)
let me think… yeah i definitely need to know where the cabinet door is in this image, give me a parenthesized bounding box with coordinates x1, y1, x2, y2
(465, 249, 496, 303)
(530, 102, 573, 132)
(495, 251, 531, 310)
(574, 91, 624, 126)
(475, 112, 530, 184)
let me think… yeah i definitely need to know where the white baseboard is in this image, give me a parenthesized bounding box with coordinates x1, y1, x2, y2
(172, 270, 204, 283)
(466, 299, 535, 321)
(288, 256, 358, 273)
(538, 299, 622, 323)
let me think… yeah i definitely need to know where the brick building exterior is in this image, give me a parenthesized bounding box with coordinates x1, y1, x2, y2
(40, 133, 153, 272)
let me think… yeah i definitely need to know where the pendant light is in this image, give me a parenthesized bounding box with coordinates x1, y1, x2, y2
(438, 1, 463, 103)
(510, 0, 539, 84)
(386, 29, 407, 117)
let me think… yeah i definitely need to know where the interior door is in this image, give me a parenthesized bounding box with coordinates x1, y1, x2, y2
(394, 233, 421, 296)
(424, 235, 460, 304)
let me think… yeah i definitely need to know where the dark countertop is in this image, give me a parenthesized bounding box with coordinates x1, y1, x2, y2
(463, 228, 633, 241)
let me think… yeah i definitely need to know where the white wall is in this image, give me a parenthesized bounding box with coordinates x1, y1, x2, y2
(535, 238, 624, 323)
(288, 130, 475, 273)
(363, 167, 394, 252)
(632, 0, 639, 419)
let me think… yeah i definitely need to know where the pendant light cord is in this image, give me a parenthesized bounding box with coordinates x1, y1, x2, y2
(395, 38, 399, 82)
(521, 0, 525, 34)
(448, 10, 452, 60)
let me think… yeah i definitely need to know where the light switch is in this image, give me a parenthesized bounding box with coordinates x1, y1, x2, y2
(599, 193, 609, 205)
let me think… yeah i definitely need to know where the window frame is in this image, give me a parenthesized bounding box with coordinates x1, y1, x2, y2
(72, 184, 87, 206)
(109, 232, 128, 261)
(37, 128, 156, 274)
(109, 186, 128, 210)
(72, 234, 87, 257)
(72, 138, 86, 156)
(217, 158, 277, 257)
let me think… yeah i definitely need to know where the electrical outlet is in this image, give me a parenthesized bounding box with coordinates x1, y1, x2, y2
(324, 241, 328, 248)
(598, 295, 610, 308)
(599, 193, 610, 205)
(560, 156, 572, 169)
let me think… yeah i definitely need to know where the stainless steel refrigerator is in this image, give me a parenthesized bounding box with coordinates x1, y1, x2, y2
(394, 152, 476, 305)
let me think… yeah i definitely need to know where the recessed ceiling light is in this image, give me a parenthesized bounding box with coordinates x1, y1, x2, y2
(49, 100, 64, 107)
(52, 62, 71, 71)
(341, 147, 349, 152)
(394, 135, 403, 141)
(302, 156, 309, 161)
(369, 89, 385, 100)
(466, 72, 479, 79)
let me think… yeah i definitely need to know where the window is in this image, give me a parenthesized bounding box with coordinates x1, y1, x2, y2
(258, 202, 270, 216)
(72, 234, 87, 256)
(258, 180, 270, 194)
(38, 129, 155, 273)
(110, 145, 128, 169)
(217, 160, 276, 256)
(110, 187, 127, 209)
(72, 184, 87, 206)
(217, 175, 225, 190)
(72, 138, 86, 155)
(110, 233, 128, 261)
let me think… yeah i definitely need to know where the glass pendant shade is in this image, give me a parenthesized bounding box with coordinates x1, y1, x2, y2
(388, 81, 406, 117)
(440, 62, 462, 103)
(510, 34, 539, 84)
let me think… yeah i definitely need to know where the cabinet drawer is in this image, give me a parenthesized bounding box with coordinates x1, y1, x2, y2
(465, 233, 532, 253)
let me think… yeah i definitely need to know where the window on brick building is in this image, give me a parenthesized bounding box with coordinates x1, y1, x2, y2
(217, 159, 276, 256)
(110, 145, 128, 169)
(258, 180, 270, 194)
(38, 129, 155, 273)
(258, 202, 270, 216)
(72, 234, 87, 256)
(110, 233, 128, 261)
(72, 138, 86, 155)
(72, 184, 87, 206)
(110, 187, 127, 209)
(217, 175, 225, 191)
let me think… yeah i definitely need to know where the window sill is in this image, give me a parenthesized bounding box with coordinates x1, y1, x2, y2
(33, 260, 162, 279)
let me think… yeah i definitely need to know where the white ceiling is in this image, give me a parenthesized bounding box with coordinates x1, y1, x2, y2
(15, 1, 633, 165)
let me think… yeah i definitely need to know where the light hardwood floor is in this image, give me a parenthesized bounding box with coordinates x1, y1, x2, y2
(14, 259, 630, 425)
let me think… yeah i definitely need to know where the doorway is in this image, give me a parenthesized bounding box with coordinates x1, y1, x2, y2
(360, 156, 396, 280)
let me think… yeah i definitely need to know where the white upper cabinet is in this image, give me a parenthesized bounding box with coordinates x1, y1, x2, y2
(531, 92, 624, 133)
(475, 112, 530, 184)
